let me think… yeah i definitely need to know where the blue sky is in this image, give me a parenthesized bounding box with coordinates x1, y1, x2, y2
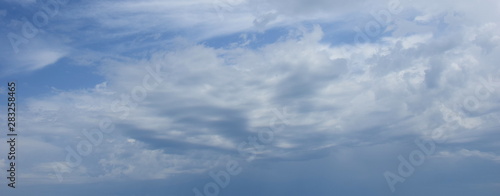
(1, 0, 500, 195)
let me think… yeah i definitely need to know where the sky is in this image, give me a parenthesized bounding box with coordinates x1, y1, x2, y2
(0, 0, 500, 195)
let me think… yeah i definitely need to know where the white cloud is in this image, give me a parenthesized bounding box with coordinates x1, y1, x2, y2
(21, 49, 66, 71)
(18, 18, 500, 183)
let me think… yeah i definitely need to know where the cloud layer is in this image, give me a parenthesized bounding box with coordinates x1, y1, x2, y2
(0, 0, 499, 195)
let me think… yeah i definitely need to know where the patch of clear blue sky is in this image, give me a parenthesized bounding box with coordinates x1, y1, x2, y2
(2, 59, 103, 99)
(0, 1, 34, 17)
